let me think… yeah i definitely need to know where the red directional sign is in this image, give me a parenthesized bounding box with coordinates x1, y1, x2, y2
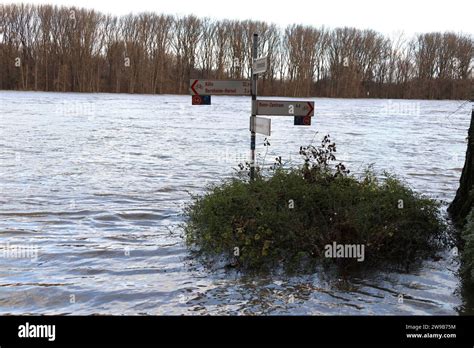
(190, 79, 251, 96)
(256, 100, 314, 117)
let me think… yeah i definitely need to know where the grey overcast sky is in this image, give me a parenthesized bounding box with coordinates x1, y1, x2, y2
(4, 0, 474, 35)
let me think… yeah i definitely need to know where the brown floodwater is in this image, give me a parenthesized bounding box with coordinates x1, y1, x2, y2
(0, 91, 472, 314)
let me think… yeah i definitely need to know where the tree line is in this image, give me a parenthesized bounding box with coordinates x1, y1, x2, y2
(1, 3, 473, 99)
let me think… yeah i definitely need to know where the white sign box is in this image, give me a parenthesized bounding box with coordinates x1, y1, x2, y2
(250, 116, 271, 136)
(253, 56, 268, 75)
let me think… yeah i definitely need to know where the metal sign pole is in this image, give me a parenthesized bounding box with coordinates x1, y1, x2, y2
(250, 33, 258, 181)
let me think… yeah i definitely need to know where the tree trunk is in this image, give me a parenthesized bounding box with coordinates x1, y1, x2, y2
(449, 103, 474, 225)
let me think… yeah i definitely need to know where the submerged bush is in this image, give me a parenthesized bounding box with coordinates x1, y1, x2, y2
(461, 208, 474, 284)
(184, 135, 446, 273)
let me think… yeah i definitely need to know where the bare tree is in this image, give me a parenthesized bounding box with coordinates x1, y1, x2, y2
(1, 4, 472, 99)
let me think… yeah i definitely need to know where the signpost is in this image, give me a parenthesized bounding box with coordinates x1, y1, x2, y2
(253, 56, 268, 75)
(190, 79, 251, 96)
(250, 34, 258, 180)
(256, 100, 314, 117)
(250, 117, 271, 136)
(189, 33, 316, 180)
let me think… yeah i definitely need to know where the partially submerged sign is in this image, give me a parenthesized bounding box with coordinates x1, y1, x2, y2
(190, 79, 251, 96)
(253, 56, 268, 75)
(256, 100, 314, 117)
(250, 116, 271, 136)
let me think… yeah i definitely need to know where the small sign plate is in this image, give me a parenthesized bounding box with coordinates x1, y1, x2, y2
(294, 116, 312, 126)
(253, 56, 268, 75)
(250, 116, 271, 136)
(192, 95, 211, 105)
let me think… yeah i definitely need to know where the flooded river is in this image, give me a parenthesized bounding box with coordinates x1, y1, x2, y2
(0, 91, 472, 315)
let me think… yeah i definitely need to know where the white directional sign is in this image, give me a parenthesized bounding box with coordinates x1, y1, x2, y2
(250, 116, 271, 136)
(190, 79, 251, 96)
(253, 56, 268, 75)
(256, 100, 314, 117)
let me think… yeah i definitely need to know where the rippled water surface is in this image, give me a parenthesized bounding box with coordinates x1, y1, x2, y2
(0, 91, 472, 315)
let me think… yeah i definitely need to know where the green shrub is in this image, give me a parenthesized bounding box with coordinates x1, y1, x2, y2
(184, 135, 447, 273)
(461, 208, 474, 283)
